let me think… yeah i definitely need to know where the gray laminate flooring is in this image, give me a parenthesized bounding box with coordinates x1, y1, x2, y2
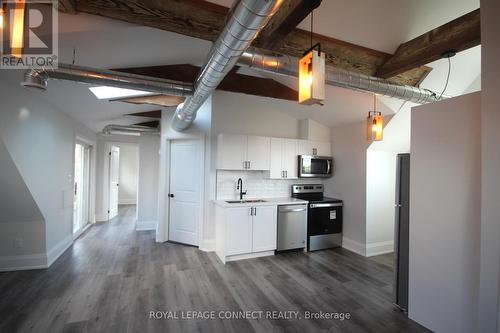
(0, 205, 429, 333)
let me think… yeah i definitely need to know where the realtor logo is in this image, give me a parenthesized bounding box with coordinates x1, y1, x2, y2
(1, 0, 58, 69)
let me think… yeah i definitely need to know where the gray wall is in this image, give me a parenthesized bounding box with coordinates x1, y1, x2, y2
(478, 0, 500, 330)
(0, 72, 96, 269)
(409, 92, 481, 333)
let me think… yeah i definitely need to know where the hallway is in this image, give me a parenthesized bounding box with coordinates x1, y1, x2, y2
(0, 206, 427, 333)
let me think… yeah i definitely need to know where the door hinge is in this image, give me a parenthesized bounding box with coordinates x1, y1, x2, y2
(109, 152, 111, 156)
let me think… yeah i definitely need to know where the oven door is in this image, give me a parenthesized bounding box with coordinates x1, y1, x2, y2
(299, 156, 333, 178)
(308, 202, 343, 235)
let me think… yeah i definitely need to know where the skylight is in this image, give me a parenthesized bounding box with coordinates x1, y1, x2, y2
(88, 86, 154, 100)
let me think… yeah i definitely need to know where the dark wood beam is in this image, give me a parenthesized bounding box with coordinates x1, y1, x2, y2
(59, 0, 76, 14)
(120, 95, 185, 107)
(257, 0, 322, 50)
(125, 110, 162, 118)
(69, 0, 430, 86)
(376, 9, 480, 79)
(134, 120, 160, 128)
(114, 64, 298, 102)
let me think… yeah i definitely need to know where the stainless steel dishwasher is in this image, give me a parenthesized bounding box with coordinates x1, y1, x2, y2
(277, 204, 307, 251)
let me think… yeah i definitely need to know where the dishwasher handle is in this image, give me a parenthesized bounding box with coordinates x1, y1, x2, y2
(279, 205, 307, 213)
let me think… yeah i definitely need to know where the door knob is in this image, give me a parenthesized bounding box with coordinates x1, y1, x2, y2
(168, 194, 175, 198)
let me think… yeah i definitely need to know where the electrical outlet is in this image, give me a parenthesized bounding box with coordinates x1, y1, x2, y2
(13, 238, 23, 249)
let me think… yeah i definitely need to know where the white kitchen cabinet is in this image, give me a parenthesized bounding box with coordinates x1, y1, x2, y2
(215, 204, 277, 263)
(269, 138, 298, 179)
(225, 207, 253, 256)
(298, 140, 331, 157)
(252, 206, 277, 252)
(217, 134, 270, 170)
(247, 135, 270, 170)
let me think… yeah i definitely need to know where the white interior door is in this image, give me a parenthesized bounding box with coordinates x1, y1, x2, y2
(109, 146, 120, 219)
(169, 140, 202, 246)
(73, 143, 90, 235)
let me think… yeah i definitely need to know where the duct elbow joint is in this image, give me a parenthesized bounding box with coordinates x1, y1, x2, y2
(21, 69, 48, 91)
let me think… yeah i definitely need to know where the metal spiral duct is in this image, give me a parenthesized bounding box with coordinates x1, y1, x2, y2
(171, 0, 284, 131)
(22, 63, 194, 97)
(239, 47, 440, 104)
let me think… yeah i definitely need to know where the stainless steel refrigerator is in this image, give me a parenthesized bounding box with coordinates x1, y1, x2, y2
(394, 153, 410, 313)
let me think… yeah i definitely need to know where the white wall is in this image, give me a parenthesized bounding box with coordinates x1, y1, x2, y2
(365, 150, 397, 256)
(409, 92, 481, 333)
(479, 0, 500, 331)
(0, 140, 45, 258)
(95, 134, 159, 230)
(324, 121, 369, 255)
(0, 72, 96, 270)
(117, 144, 138, 205)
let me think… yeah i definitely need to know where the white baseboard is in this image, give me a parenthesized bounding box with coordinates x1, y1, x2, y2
(47, 234, 73, 266)
(0, 253, 48, 272)
(95, 213, 108, 222)
(119, 199, 136, 205)
(366, 240, 394, 257)
(342, 236, 366, 256)
(136, 220, 157, 231)
(199, 239, 215, 252)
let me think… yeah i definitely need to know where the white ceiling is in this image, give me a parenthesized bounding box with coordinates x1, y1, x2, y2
(13, 0, 481, 132)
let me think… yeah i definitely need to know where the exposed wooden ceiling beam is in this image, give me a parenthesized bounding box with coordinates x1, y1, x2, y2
(120, 95, 186, 107)
(134, 120, 160, 128)
(257, 0, 322, 50)
(59, 0, 76, 14)
(68, 0, 431, 86)
(376, 9, 480, 79)
(114, 64, 298, 102)
(125, 110, 162, 118)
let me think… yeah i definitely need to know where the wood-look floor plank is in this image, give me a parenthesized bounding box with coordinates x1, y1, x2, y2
(0, 205, 429, 333)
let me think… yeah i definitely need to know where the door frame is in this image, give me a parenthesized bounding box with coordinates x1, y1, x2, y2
(103, 141, 140, 221)
(73, 135, 96, 239)
(166, 138, 205, 247)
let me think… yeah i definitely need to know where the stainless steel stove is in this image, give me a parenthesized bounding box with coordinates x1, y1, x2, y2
(291, 184, 343, 251)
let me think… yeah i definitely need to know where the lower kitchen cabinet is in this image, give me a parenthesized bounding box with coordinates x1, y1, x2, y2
(215, 205, 277, 263)
(252, 206, 277, 252)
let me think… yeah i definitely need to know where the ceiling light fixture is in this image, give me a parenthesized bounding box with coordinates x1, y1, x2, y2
(367, 94, 383, 141)
(89, 86, 154, 100)
(298, 3, 325, 105)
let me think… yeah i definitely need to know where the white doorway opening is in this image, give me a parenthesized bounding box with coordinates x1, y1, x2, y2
(106, 143, 139, 221)
(73, 142, 91, 237)
(168, 139, 204, 246)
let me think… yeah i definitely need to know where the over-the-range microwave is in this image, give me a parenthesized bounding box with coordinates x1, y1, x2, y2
(298, 155, 333, 178)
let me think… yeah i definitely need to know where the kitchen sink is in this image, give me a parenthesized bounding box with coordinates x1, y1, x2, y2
(226, 199, 267, 204)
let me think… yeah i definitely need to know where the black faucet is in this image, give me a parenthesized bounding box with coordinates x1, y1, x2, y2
(237, 178, 247, 200)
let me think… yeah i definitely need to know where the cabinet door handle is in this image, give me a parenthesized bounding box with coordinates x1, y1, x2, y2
(254, 207, 257, 216)
(248, 161, 251, 169)
(285, 170, 288, 178)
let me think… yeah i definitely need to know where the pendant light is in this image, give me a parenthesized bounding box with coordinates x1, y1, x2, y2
(367, 94, 383, 141)
(298, 4, 325, 105)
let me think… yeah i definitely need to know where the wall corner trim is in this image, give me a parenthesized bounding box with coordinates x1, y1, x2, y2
(47, 234, 73, 267)
(199, 239, 215, 252)
(365, 240, 394, 257)
(342, 237, 367, 256)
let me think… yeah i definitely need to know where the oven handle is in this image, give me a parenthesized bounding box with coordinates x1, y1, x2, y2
(310, 203, 343, 208)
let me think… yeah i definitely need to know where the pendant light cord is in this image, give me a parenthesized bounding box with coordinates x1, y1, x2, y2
(439, 57, 452, 99)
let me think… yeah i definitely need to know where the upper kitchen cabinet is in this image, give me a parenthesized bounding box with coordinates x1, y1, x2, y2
(217, 133, 270, 170)
(269, 138, 298, 179)
(298, 140, 332, 157)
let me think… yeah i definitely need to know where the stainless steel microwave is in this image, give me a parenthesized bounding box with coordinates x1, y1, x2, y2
(298, 155, 333, 178)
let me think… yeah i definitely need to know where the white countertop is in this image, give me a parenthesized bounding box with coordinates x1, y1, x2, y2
(213, 197, 308, 208)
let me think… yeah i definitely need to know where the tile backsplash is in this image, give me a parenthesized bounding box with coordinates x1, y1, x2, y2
(216, 170, 321, 200)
